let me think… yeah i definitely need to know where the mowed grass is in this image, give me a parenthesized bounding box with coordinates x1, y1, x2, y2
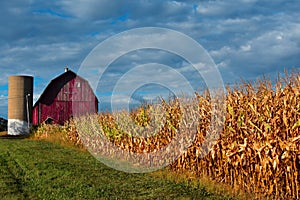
(0, 138, 234, 200)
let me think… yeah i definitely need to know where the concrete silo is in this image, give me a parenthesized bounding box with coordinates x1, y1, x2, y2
(8, 76, 33, 135)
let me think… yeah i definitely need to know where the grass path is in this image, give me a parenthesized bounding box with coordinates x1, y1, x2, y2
(0, 138, 234, 199)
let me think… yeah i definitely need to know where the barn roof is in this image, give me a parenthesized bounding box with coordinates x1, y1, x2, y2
(34, 69, 98, 107)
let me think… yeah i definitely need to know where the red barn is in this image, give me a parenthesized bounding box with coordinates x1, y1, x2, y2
(32, 68, 98, 125)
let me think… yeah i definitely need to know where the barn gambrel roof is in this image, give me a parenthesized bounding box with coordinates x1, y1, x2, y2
(34, 70, 98, 107)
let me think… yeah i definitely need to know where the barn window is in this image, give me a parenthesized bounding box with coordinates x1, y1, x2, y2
(76, 82, 81, 88)
(45, 117, 54, 124)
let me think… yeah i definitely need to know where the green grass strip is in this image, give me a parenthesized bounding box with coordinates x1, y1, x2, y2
(0, 139, 234, 200)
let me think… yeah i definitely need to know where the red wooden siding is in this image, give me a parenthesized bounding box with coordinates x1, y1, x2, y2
(32, 70, 98, 125)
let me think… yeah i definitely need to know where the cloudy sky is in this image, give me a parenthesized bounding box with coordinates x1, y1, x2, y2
(0, 0, 299, 118)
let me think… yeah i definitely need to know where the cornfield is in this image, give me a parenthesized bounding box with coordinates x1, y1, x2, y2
(35, 72, 300, 199)
(31, 118, 83, 148)
(170, 73, 300, 199)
